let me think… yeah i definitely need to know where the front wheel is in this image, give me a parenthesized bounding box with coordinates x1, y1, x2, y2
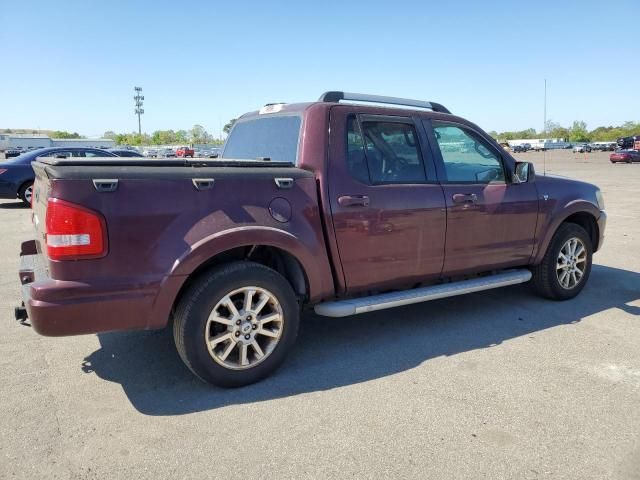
(531, 223, 593, 300)
(173, 261, 300, 387)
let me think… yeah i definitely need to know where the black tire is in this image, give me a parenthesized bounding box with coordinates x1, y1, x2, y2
(531, 223, 592, 300)
(173, 261, 300, 387)
(18, 181, 33, 206)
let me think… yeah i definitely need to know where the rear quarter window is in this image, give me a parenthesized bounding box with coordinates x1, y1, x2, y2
(222, 115, 301, 163)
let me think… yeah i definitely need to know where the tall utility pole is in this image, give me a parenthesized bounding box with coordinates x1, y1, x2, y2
(134, 86, 144, 136)
(543, 79, 547, 175)
(543, 79, 547, 135)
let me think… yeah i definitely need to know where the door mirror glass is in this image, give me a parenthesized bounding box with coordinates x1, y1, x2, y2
(513, 162, 534, 184)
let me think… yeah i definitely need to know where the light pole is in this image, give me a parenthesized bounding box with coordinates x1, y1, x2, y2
(134, 87, 144, 136)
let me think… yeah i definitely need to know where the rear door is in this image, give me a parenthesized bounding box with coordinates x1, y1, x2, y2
(424, 120, 539, 275)
(328, 108, 446, 293)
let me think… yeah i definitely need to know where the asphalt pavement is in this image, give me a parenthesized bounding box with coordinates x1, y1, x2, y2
(0, 150, 638, 479)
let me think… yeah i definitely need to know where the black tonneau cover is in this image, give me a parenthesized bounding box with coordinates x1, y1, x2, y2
(33, 157, 311, 181)
(35, 157, 293, 168)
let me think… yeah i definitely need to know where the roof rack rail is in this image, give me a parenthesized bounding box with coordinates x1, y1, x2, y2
(319, 91, 451, 114)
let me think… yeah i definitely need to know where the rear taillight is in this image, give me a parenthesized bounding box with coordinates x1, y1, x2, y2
(45, 198, 107, 260)
(0, 169, 7, 175)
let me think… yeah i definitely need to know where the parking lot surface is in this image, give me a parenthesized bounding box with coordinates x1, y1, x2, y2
(1, 150, 638, 479)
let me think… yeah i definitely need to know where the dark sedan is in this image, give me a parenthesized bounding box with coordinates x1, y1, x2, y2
(0, 147, 116, 205)
(108, 149, 144, 157)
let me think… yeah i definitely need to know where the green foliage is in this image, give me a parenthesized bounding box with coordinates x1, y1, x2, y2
(50, 130, 83, 139)
(190, 124, 214, 144)
(491, 120, 640, 143)
(223, 119, 236, 135)
(109, 125, 221, 146)
(175, 130, 188, 144)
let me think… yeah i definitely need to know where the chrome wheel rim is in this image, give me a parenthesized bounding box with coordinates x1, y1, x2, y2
(556, 237, 587, 289)
(205, 286, 284, 370)
(25, 186, 33, 203)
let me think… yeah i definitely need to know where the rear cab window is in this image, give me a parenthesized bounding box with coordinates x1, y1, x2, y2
(222, 115, 302, 164)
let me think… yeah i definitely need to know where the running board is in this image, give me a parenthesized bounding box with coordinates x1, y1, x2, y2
(314, 269, 532, 318)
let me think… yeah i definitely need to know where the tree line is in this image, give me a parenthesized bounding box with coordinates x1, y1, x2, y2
(102, 124, 225, 146)
(489, 120, 639, 143)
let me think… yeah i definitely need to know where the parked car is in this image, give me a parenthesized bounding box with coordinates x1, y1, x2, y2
(16, 91, 606, 387)
(0, 147, 116, 205)
(573, 144, 591, 153)
(617, 135, 640, 150)
(160, 148, 176, 158)
(4, 148, 22, 159)
(108, 149, 144, 157)
(512, 145, 525, 153)
(176, 146, 195, 158)
(610, 150, 640, 163)
(143, 149, 159, 158)
(198, 148, 221, 158)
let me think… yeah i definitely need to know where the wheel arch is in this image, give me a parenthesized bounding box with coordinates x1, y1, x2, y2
(533, 204, 600, 265)
(562, 211, 600, 251)
(149, 226, 334, 330)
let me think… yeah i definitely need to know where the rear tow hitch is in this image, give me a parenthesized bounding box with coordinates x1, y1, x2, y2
(14, 303, 30, 326)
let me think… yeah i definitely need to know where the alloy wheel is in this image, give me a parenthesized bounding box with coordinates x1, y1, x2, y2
(556, 237, 587, 289)
(204, 286, 284, 370)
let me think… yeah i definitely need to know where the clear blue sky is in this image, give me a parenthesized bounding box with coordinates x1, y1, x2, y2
(1, 0, 638, 138)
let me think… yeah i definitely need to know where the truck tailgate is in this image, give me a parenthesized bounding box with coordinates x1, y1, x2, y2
(31, 162, 52, 260)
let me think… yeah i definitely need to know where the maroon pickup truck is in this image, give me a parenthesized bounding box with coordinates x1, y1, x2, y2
(16, 92, 607, 387)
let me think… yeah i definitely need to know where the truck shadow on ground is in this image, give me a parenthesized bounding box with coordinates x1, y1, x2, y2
(81, 264, 639, 416)
(0, 201, 27, 209)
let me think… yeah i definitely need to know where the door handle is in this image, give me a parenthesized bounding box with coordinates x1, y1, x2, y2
(452, 193, 478, 204)
(338, 195, 370, 207)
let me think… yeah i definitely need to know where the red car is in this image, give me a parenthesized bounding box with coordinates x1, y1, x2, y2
(610, 150, 640, 163)
(175, 146, 194, 158)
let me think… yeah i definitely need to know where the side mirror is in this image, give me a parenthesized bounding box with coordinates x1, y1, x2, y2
(513, 162, 535, 184)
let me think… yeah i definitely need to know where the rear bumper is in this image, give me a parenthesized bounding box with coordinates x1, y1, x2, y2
(18, 243, 161, 336)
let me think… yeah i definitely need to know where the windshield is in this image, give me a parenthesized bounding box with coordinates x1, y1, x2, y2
(222, 115, 301, 163)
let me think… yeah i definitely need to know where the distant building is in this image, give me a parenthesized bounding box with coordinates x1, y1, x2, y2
(0, 133, 115, 151)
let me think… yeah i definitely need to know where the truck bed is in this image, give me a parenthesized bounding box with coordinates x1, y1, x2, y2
(25, 157, 333, 335)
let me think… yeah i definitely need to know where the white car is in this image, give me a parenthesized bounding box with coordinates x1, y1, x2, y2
(573, 144, 591, 153)
(143, 149, 158, 158)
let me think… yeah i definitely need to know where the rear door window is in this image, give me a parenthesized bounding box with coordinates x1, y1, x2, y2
(356, 119, 426, 184)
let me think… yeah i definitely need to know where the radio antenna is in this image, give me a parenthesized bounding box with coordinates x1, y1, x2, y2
(543, 79, 547, 175)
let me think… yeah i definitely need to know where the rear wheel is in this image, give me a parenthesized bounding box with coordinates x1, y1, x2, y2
(173, 261, 299, 387)
(531, 223, 592, 300)
(18, 182, 33, 206)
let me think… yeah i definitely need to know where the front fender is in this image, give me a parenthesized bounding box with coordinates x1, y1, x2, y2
(532, 199, 602, 264)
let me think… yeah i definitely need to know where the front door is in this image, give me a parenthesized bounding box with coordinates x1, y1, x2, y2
(426, 121, 539, 275)
(328, 110, 446, 293)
